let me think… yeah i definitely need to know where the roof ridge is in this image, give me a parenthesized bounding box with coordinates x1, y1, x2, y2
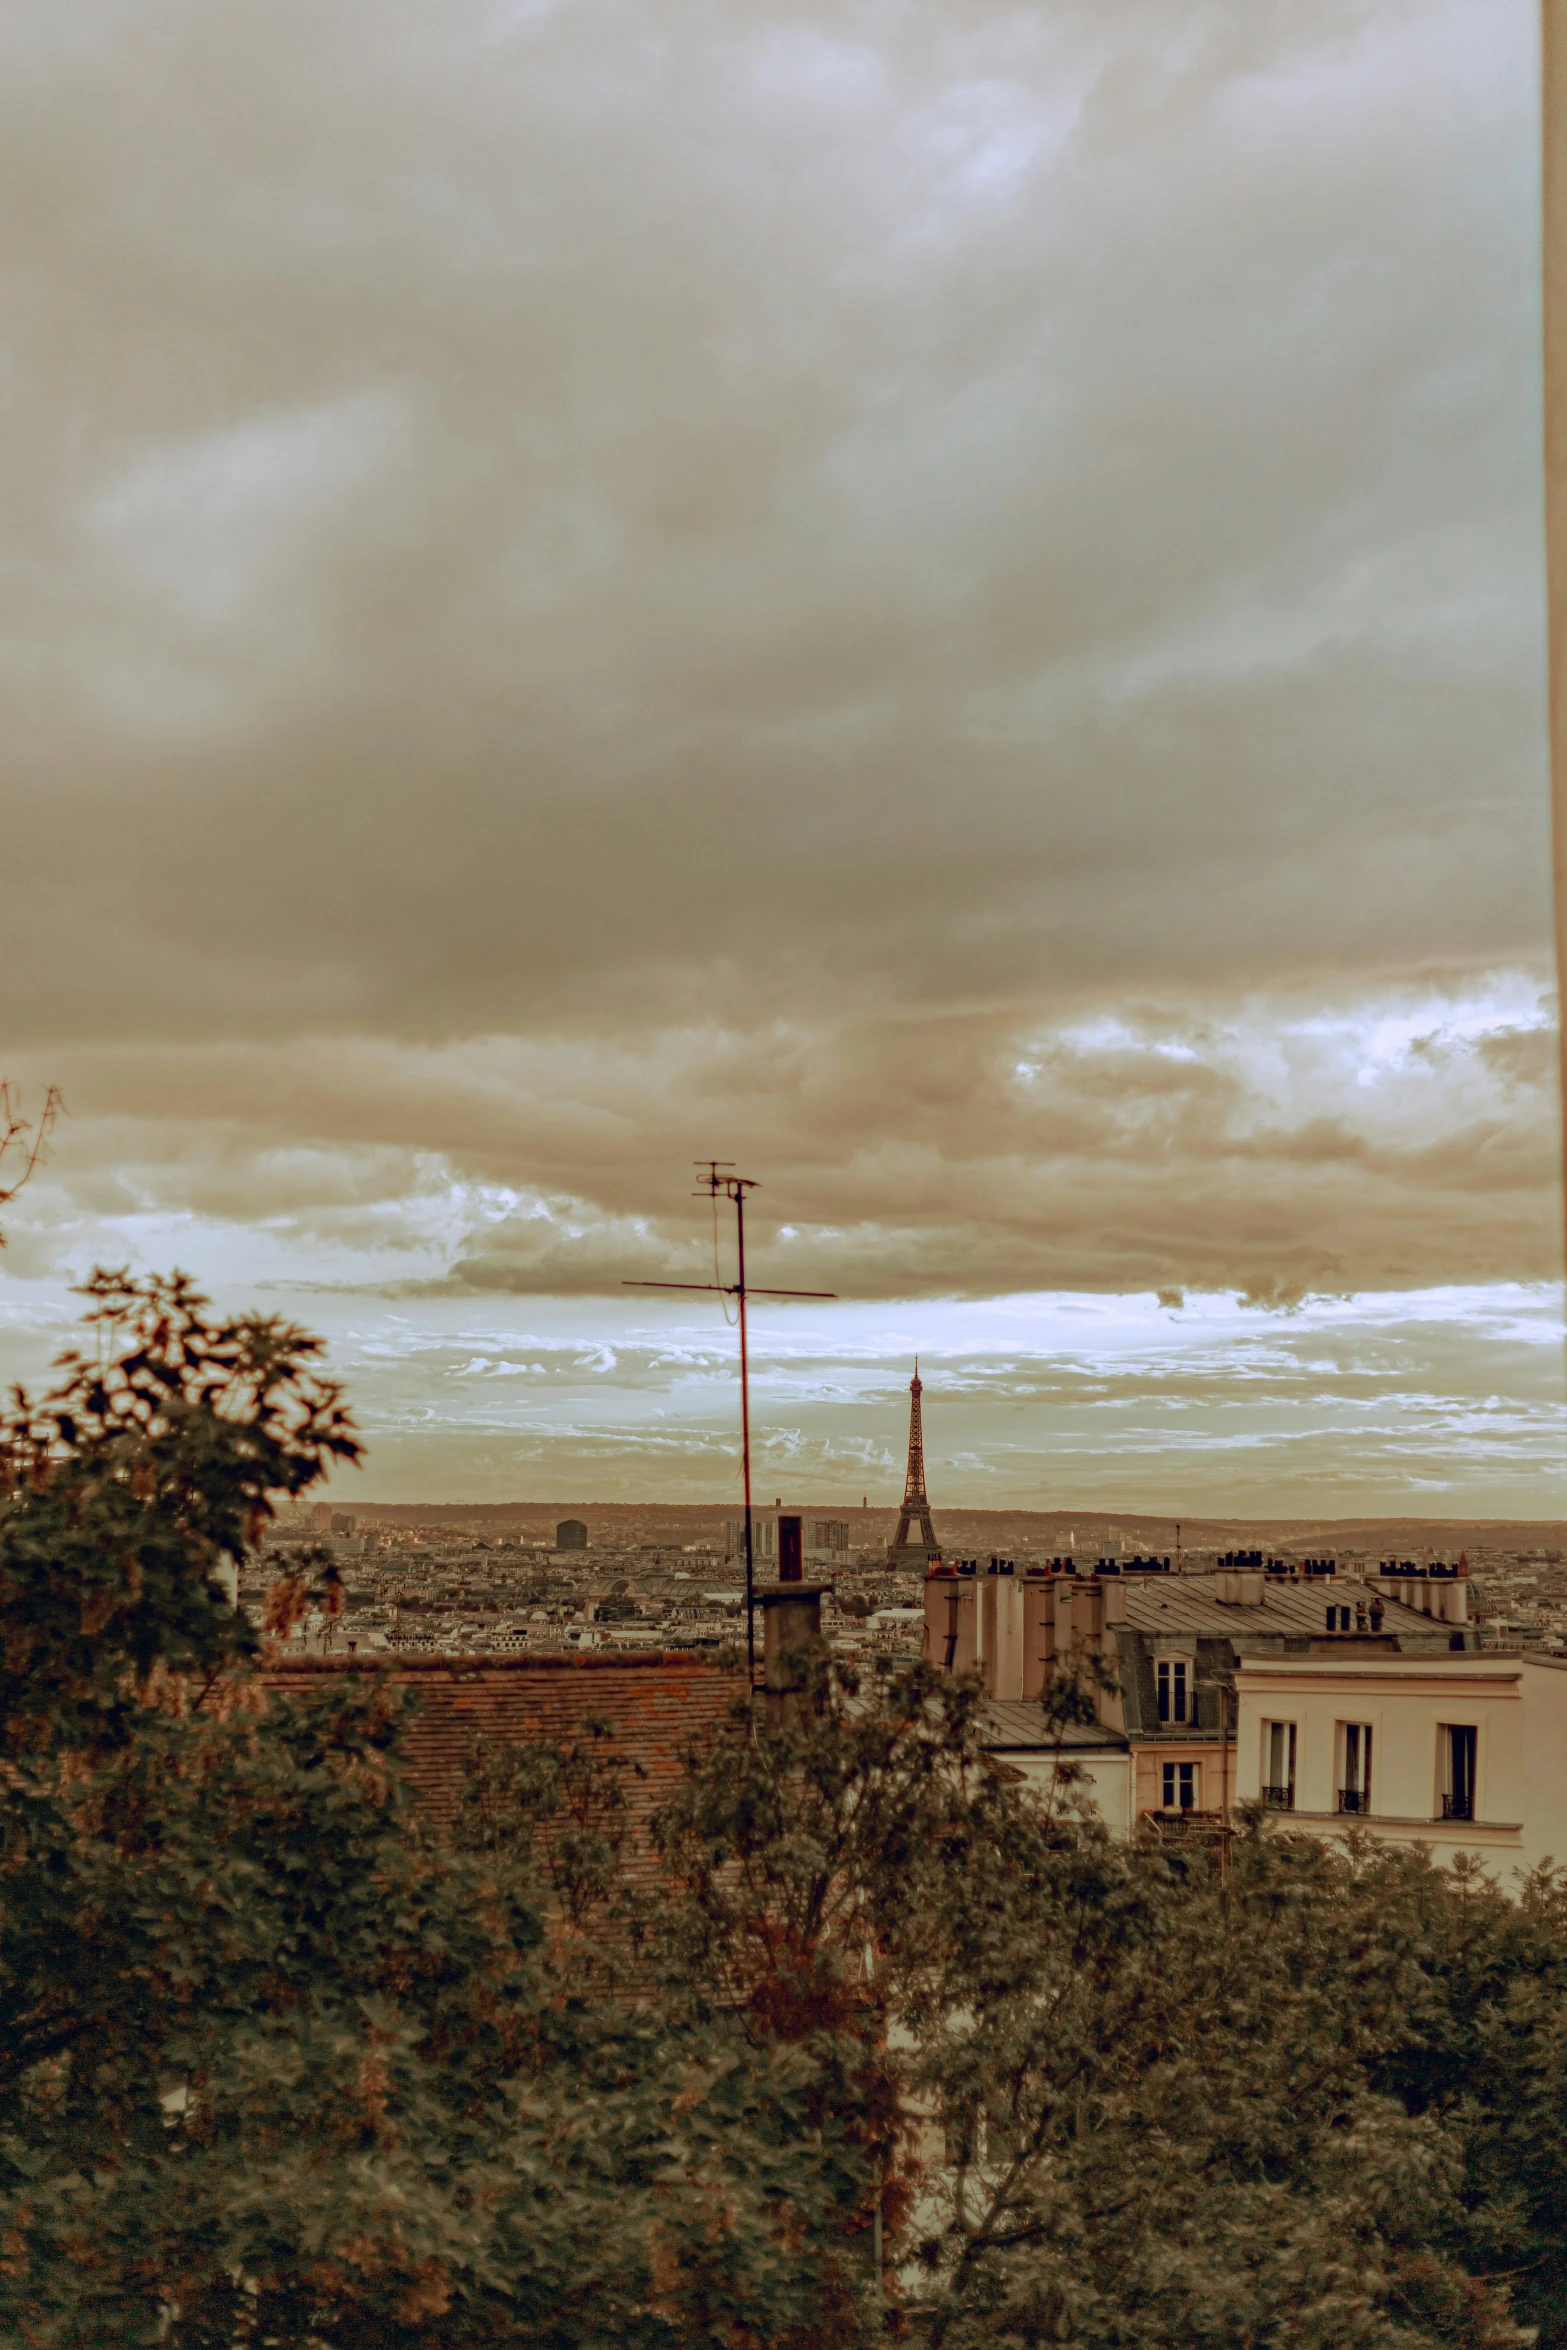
(259, 1648, 737, 1678)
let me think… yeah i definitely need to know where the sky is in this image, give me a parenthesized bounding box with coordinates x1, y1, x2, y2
(0, 0, 1562, 1514)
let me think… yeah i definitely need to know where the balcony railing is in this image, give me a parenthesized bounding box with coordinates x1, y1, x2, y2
(1335, 1788, 1369, 1815)
(1261, 1783, 1294, 1811)
(1441, 1792, 1474, 1821)
(1143, 1808, 1230, 1844)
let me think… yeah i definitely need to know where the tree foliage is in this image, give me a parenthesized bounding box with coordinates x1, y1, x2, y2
(0, 1674, 876, 2349)
(0, 1270, 359, 1753)
(652, 1660, 1565, 2350)
(3, 1273, 1567, 2348)
(0, 1274, 876, 2349)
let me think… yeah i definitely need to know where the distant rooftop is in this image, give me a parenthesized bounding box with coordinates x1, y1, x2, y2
(1120, 1574, 1458, 1643)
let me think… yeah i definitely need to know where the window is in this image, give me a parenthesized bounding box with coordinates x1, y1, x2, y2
(1325, 1604, 1352, 1632)
(1162, 1760, 1198, 1812)
(1440, 1724, 1477, 1821)
(1262, 1719, 1296, 1810)
(1337, 1722, 1373, 1815)
(1156, 1658, 1189, 1724)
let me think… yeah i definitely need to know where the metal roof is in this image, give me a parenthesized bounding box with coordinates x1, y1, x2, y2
(1120, 1575, 1456, 1642)
(979, 1699, 1128, 1752)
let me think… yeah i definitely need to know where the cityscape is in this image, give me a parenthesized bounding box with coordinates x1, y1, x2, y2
(6, 1, 1567, 2342)
(261, 1479, 1567, 1670)
(254, 1361, 1567, 1872)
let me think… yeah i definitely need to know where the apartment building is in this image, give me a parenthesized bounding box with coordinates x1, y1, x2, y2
(1233, 1651, 1567, 1872)
(921, 1559, 1567, 1869)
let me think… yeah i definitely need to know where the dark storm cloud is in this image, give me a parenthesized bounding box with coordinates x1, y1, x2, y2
(0, 0, 1553, 1326)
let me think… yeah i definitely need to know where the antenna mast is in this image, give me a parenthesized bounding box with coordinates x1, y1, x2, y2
(625, 1165, 835, 1685)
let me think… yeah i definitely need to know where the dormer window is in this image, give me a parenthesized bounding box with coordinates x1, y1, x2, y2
(1156, 1658, 1189, 1724)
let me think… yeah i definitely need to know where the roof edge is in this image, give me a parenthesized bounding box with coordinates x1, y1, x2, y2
(259, 1648, 741, 1679)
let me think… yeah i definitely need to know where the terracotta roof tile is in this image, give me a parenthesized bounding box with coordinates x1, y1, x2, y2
(261, 1651, 743, 1883)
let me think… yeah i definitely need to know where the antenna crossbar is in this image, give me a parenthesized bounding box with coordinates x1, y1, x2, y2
(624, 1281, 836, 1299)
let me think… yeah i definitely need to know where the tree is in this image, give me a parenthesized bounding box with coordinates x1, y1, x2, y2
(651, 1657, 1541, 2350)
(0, 1670, 878, 2350)
(0, 1269, 359, 1753)
(3, 1272, 1566, 2349)
(0, 1084, 61, 1235)
(1354, 1842, 1567, 2348)
(895, 1812, 1529, 2350)
(0, 1276, 881, 2350)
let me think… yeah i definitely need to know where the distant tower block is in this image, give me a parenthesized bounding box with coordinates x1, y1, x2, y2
(888, 1361, 940, 1563)
(556, 1518, 588, 1551)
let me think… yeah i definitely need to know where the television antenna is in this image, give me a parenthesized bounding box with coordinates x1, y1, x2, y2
(625, 1163, 835, 1684)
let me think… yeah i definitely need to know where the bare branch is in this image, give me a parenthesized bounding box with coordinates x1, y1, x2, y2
(0, 1083, 63, 1239)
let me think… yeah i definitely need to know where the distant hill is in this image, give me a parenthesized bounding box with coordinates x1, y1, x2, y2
(351, 1500, 1566, 1555)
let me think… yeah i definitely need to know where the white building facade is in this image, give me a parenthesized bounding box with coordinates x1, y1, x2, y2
(1235, 1652, 1567, 1876)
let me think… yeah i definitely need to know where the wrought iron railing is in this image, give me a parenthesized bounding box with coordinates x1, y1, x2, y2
(1261, 1784, 1294, 1810)
(1335, 1788, 1368, 1815)
(1143, 1808, 1229, 1843)
(1441, 1792, 1474, 1821)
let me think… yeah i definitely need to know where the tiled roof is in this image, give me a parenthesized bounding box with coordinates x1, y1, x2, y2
(261, 1651, 745, 1881)
(1120, 1577, 1457, 1643)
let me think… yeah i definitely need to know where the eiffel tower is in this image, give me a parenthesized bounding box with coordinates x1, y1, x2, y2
(888, 1360, 940, 1562)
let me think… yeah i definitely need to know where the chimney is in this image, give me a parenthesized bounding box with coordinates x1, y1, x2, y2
(1022, 1577, 1055, 1696)
(1071, 1578, 1108, 1648)
(760, 1583, 831, 1720)
(982, 1574, 1026, 1699)
(924, 1572, 963, 1671)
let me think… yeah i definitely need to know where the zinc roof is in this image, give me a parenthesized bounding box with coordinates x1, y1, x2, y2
(1120, 1575, 1457, 1642)
(979, 1698, 1128, 1753)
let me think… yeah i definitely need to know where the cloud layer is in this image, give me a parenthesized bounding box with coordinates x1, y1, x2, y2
(8, 1279, 1555, 1517)
(0, 0, 1557, 1501)
(7, 976, 1557, 1308)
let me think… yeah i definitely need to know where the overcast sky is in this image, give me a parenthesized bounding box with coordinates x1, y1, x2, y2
(1, 0, 1560, 1512)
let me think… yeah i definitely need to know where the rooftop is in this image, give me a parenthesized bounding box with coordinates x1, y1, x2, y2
(980, 1699, 1128, 1753)
(261, 1648, 744, 1883)
(1235, 1653, 1523, 1680)
(1120, 1575, 1459, 1644)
